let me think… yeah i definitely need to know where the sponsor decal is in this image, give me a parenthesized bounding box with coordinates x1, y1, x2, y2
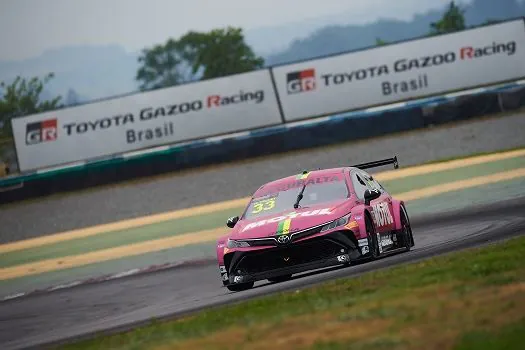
(337, 254, 349, 262)
(242, 208, 333, 232)
(361, 246, 369, 255)
(223, 247, 231, 254)
(63, 114, 134, 135)
(276, 218, 292, 235)
(321, 65, 389, 86)
(393, 52, 456, 73)
(258, 175, 343, 196)
(207, 90, 264, 107)
(357, 238, 368, 247)
(127, 122, 174, 144)
(139, 102, 201, 121)
(286, 69, 316, 94)
(371, 202, 394, 227)
(26, 119, 58, 145)
(380, 235, 394, 247)
(290, 40, 518, 100)
(54, 89, 266, 144)
(382, 74, 429, 96)
(460, 41, 516, 60)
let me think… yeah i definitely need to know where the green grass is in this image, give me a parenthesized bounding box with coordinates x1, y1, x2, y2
(58, 234, 525, 350)
(454, 318, 525, 350)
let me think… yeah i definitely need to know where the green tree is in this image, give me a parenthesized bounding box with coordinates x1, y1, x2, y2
(177, 26, 264, 81)
(375, 37, 388, 46)
(0, 73, 62, 136)
(430, 1, 466, 35)
(136, 38, 193, 91)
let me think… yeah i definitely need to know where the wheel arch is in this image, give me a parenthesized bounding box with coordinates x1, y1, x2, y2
(350, 205, 374, 239)
(391, 199, 405, 231)
(216, 234, 229, 265)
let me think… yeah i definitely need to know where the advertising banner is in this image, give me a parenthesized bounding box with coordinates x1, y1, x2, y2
(11, 70, 282, 171)
(272, 19, 525, 122)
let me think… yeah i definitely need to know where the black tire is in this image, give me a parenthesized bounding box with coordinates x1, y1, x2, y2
(399, 205, 414, 251)
(366, 214, 380, 260)
(226, 281, 254, 292)
(268, 274, 292, 283)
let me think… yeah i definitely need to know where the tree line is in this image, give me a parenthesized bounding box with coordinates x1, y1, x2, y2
(0, 1, 498, 139)
(376, 1, 500, 45)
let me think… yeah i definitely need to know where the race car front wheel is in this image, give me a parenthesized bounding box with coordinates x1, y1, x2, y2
(227, 281, 254, 292)
(399, 205, 414, 252)
(366, 214, 380, 259)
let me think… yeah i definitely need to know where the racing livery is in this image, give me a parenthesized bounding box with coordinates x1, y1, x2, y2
(216, 157, 415, 292)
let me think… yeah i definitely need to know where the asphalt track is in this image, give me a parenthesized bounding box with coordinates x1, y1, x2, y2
(2, 196, 525, 350)
(1, 112, 525, 242)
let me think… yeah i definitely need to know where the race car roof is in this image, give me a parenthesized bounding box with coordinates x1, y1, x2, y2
(252, 167, 348, 197)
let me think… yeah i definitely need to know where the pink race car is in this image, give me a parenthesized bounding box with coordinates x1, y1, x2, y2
(216, 157, 415, 292)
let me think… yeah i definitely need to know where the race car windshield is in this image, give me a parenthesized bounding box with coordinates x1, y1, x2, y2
(244, 177, 349, 219)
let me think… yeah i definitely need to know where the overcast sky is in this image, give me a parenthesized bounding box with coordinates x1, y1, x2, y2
(0, 0, 475, 61)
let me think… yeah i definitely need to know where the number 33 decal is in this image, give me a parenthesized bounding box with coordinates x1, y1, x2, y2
(252, 198, 276, 214)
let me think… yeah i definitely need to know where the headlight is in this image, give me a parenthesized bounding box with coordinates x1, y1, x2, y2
(226, 238, 251, 248)
(320, 214, 351, 232)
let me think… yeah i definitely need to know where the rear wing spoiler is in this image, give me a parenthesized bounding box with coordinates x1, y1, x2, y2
(351, 156, 399, 170)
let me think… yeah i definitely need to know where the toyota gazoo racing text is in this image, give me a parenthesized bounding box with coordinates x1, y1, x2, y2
(216, 157, 415, 292)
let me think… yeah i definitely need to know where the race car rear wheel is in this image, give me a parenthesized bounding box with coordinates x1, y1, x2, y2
(366, 214, 380, 260)
(226, 281, 254, 292)
(399, 204, 414, 251)
(268, 274, 292, 283)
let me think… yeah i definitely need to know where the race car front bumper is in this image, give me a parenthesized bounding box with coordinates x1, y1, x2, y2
(223, 231, 361, 285)
(227, 253, 351, 285)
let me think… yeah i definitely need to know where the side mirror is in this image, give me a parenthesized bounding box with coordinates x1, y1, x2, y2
(364, 189, 381, 205)
(226, 216, 239, 228)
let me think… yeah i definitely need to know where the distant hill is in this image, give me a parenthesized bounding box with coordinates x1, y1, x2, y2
(0, 44, 139, 102)
(265, 0, 525, 66)
(0, 0, 522, 103)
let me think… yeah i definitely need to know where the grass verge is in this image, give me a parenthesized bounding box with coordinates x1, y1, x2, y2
(59, 235, 525, 350)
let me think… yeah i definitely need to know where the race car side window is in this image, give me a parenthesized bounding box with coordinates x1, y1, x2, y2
(351, 171, 370, 200)
(361, 170, 389, 194)
(357, 171, 377, 190)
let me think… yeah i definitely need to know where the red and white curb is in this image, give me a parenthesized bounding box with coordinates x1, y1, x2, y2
(1, 258, 215, 302)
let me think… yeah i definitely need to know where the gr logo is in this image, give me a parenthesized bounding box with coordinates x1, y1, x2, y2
(25, 119, 58, 145)
(286, 68, 316, 94)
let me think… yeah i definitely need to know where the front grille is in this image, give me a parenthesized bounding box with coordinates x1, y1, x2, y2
(240, 224, 325, 247)
(234, 237, 344, 274)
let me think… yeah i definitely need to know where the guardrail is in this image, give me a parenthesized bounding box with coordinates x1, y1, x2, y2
(1, 79, 524, 204)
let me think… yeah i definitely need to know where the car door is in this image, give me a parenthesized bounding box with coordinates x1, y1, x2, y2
(358, 170, 395, 234)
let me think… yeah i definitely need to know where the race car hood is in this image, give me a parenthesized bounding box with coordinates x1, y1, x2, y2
(230, 199, 352, 240)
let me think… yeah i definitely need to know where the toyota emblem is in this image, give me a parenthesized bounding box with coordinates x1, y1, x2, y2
(277, 235, 291, 244)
